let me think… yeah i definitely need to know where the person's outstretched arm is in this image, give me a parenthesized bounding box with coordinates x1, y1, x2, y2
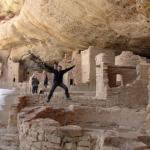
(62, 65, 75, 73)
(29, 52, 54, 73)
(43, 63, 55, 73)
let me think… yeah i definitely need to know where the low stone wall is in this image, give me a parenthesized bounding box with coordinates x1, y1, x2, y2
(107, 64, 150, 107)
(18, 105, 146, 133)
(6, 94, 149, 150)
(17, 105, 148, 150)
(8, 96, 28, 128)
(108, 66, 137, 87)
(19, 118, 96, 150)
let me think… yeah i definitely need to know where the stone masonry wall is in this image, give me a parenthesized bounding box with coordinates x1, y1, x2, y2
(8, 96, 28, 129)
(72, 51, 82, 85)
(6, 95, 148, 150)
(81, 46, 102, 86)
(7, 58, 20, 84)
(107, 63, 150, 107)
(96, 51, 150, 107)
(17, 105, 147, 150)
(108, 66, 137, 87)
(19, 118, 96, 150)
(95, 51, 115, 99)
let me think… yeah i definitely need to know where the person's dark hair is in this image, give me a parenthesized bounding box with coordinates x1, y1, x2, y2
(58, 65, 62, 69)
(54, 62, 58, 65)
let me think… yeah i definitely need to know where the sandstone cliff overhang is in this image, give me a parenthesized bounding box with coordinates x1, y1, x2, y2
(0, 0, 149, 61)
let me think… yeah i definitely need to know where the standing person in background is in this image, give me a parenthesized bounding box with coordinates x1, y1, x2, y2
(31, 74, 39, 94)
(43, 71, 48, 89)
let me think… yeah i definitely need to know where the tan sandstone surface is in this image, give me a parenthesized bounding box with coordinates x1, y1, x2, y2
(0, 0, 149, 62)
(0, 0, 150, 150)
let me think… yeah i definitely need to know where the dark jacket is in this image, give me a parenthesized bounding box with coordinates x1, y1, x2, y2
(43, 64, 75, 83)
(32, 77, 39, 87)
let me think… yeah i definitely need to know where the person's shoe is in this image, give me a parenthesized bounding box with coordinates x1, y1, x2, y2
(46, 99, 50, 103)
(65, 97, 72, 100)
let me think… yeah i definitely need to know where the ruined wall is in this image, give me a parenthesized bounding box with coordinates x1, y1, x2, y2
(72, 51, 82, 85)
(96, 51, 150, 107)
(96, 51, 115, 99)
(19, 118, 95, 150)
(8, 96, 28, 129)
(115, 51, 146, 66)
(81, 49, 90, 83)
(107, 64, 150, 107)
(19, 62, 27, 82)
(6, 94, 149, 150)
(7, 58, 28, 86)
(17, 103, 147, 150)
(108, 66, 137, 87)
(7, 58, 20, 83)
(0, 50, 9, 87)
(81, 46, 103, 86)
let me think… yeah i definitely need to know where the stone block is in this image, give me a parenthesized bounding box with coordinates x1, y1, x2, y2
(32, 142, 42, 149)
(41, 145, 48, 150)
(63, 136, 76, 143)
(45, 134, 61, 144)
(77, 146, 90, 150)
(65, 143, 77, 150)
(103, 146, 120, 150)
(31, 131, 38, 138)
(26, 136, 37, 142)
(38, 133, 44, 141)
(31, 146, 40, 150)
(79, 135, 90, 141)
(44, 126, 59, 135)
(43, 142, 61, 149)
(78, 140, 90, 147)
(60, 125, 83, 137)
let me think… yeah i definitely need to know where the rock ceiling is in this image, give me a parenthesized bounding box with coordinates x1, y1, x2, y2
(0, 0, 149, 62)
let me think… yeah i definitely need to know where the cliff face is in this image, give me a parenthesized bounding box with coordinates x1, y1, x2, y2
(0, 0, 24, 17)
(0, 0, 149, 62)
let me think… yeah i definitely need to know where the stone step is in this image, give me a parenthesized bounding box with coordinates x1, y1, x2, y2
(0, 145, 19, 150)
(27, 98, 107, 108)
(0, 136, 19, 146)
(43, 91, 96, 97)
(0, 128, 19, 150)
(0, 134, 18, 142)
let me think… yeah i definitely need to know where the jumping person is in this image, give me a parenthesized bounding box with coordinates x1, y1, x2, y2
(29, 52, 75, 101)
(44, 64, 75, 102)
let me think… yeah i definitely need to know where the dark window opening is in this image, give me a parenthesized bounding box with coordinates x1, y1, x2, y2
(13, 77, 16, 83)
(70, 79, 74, 85)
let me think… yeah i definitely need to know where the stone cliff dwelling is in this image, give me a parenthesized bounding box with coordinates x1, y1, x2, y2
(0, 0, 149, 150)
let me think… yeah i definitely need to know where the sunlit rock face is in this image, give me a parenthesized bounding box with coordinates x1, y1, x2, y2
(0, 0, 149, 62)
(0, 0, 24, 18)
